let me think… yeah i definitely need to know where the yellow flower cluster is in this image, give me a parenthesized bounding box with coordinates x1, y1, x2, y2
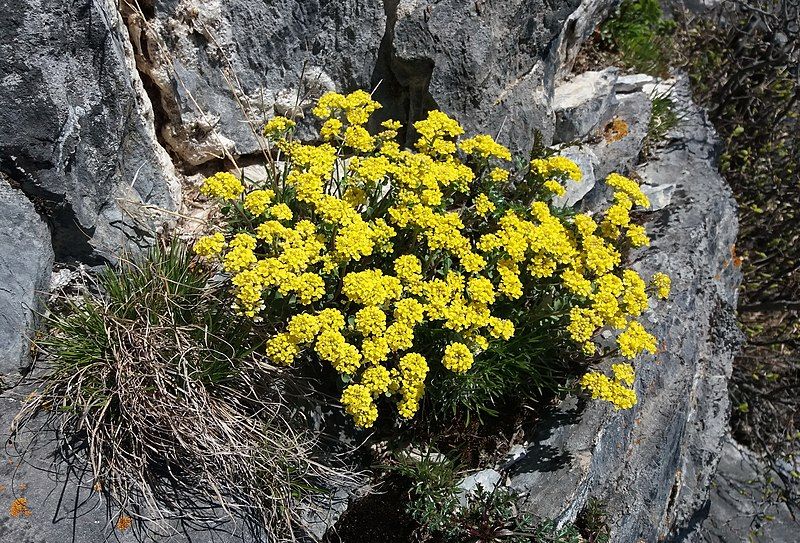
(263, 116, 296, 137)
(193, 232, 226, 257)
(193, 90, 669, 425)
(652, 272, 671, 299)
(580, 370, 637, 409)
(531, 156, 583, 182)
(199, 172, 244, 200)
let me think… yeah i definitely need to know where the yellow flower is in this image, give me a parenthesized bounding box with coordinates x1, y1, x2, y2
(355, 306, 387, 336)
(531, 156, 582, 182)
(611, 362, 635, 386)
(617, 320, 657, 359)
(459, 134, 512, 161)
(287, 313, 321, 343)
(467, 277, 495, 305)
(244, 189, 275, 215)
(394, 298, 425, 325)
(580, 371, 637, 409)
(341, 384, 379, 428)
(475, 193, 496, 216)
(442, 342, 474, 373)
(626, 224, 650, 247)
(487, 317, 514, 340)
(200, 172, 244, 200)
(413, 110, 464, 156)
(265, 333, 300, 366)
(264, 116, 296, 137)
(490, 167, 510, 182)
(320, 118, 343, 140)
(344, 125, 375, 153)
(360, 365, 391, 396)
(223, 246, 257, 273)
(544, 179, 566, 196)
(193, 232, 225, 257)
(268, 203, 293, 221)
(396, 353, 428, 418)
(652, 272, 671, 299)
(606, 173, 649, 208)
(561, 268, 592, 297)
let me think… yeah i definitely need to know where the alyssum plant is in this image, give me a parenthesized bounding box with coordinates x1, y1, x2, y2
(193, 90, 672, 428)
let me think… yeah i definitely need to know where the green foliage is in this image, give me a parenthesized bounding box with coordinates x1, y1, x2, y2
(599, 0, 676, 76)
(427, 296, 578, 423)
(392, 453, 608, 542)
(576, 497, 611, 543)
(393, 452, 462, 534)
(642, 92, 680, 156)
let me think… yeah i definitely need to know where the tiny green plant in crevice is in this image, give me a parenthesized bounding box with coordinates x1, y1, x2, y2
(14, 241, 351, 541)
(576, 497, 611, 543)
(641, 92, 680, 157)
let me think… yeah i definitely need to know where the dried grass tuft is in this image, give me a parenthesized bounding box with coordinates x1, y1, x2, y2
(13, 241, 353, 541)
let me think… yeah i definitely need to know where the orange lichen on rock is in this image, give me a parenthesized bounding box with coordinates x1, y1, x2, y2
(116, 514, 133, 531)
(603, 118, 629, 142)
(10, 497, 31, 517)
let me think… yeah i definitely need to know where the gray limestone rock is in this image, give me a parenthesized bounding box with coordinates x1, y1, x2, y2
(124, 0, 615, 160)
(0, 0, 180, 263)
(509, 77, 742, 542)
(682, 436, 798, 543)
(457, 469, 503, 506)
(553, 68, 620, 143)
(552, 145, 600, 208)
(615, 73, 657, 94)
(592, 90, 653, 179)
(0, 177, 53, 383)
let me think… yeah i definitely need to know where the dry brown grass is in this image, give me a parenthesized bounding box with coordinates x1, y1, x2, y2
(12, 242, 355, 541)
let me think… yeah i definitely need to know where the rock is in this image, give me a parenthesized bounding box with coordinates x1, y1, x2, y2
(124, 0, 617, 161)
(457, 469, 503, 506)
(615, 73, 657, 94)
(509, 76, 742, 542)
(0, 177, 53, 383)
(122, 0, 388, 163)
(552, 0, 619, 77)
(641, 182, 676, 211)
(553, 68, 620, 143)
(0, 0, 180, 263)
(552, 145, 600, 208)
(593, 91, 652, 179)
(682, 436, 798, 543)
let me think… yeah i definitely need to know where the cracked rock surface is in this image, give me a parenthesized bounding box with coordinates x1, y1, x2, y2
(0, 0, 180, 263)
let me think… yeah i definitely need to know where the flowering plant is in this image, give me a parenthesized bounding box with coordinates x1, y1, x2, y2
(193, 90, 671, 427)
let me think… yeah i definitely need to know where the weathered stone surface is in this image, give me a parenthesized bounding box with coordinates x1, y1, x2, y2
(457, 469, 503, 505)
(592, 90, 652, 179)
(616, 73, 657, 93)
(0, 177, 53, 384)
(124, 0, 620, 161)
(552, 0, 618, 77)
(553, 68, 619, 143)
(0, 0, 180, 262)
(683, 436, 798, 543)
(509, 77, 742, 542)
(552, 145, 600, 208)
